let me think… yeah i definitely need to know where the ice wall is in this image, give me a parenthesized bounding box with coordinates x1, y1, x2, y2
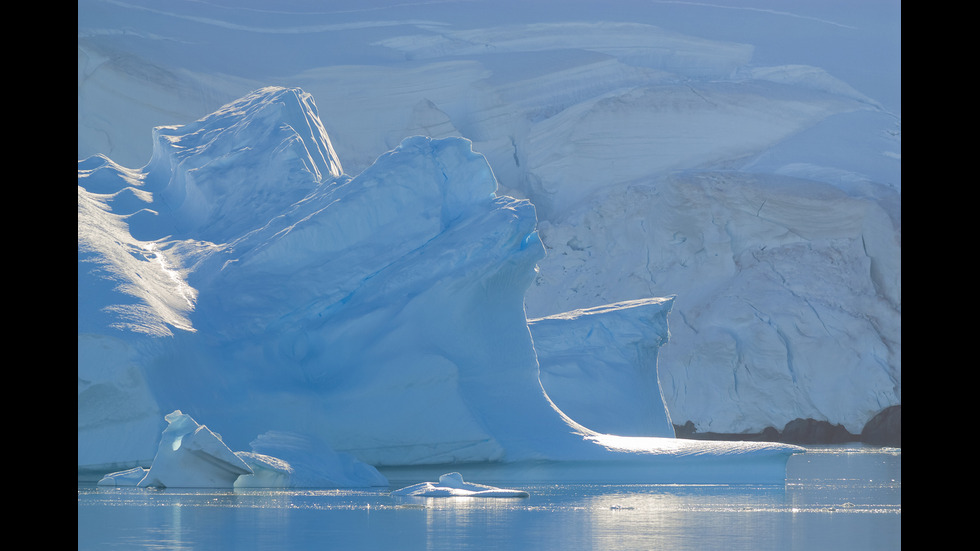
(78, 1, 900, 440)
(77, 86, 585, 468)
(532, 171, 900, 435)
(531, 298, 676, 438)
(79, 87, 801, 484)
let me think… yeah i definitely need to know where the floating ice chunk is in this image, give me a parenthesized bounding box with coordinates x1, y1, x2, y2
(235, 431, 388, 488)
(391, 472, 530, 498)
(137, 410, 252, 488)
(233, 452, 293, 488)
(97, 413, 389, 489)
(96, 466, 148, 486)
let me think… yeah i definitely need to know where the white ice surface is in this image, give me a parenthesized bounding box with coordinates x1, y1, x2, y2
(80, 86, 802, 484)
(531, 298, 676, 437)
(236, 431, 389, 488)
(79, 0, 899, 479)
(98, 411, 387, 488)
(391, 472, 530, 498)
(132, 410, 252, 489)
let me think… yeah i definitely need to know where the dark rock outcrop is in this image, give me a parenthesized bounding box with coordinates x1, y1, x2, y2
(859, 405, 901, 447)
(673, 405, 901, 447)
(780, 418, 854, 444)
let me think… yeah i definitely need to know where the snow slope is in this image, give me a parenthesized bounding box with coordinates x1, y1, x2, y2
(78, 0, 899, 440)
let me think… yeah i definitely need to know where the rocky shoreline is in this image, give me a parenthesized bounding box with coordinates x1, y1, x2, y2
(674, 405, 901, 447)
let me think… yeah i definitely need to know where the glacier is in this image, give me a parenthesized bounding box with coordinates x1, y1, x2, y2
(80, 85, 804, 485)
(79, 0, 900, 480)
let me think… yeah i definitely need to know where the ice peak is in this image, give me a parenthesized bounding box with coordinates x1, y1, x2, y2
(139, 86, 344, 242)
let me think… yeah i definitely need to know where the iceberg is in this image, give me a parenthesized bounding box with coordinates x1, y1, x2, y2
(79, 1, 899, 445)
(391, 473, 529, 498)
(95, 467, 149, 487)
(80, 86, 803, 485)
(97, 410, 252, 488)
(235, 431, 389, 489)
(98, 411, 388, 488)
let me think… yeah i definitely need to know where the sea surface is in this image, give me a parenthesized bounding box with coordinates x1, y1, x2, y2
(78, 445, 900, 550)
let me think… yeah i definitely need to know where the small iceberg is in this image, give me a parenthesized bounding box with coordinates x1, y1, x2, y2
(122, 410, 252, 488)
(96, 410, 387, 488)
(391, 472, 530, 498)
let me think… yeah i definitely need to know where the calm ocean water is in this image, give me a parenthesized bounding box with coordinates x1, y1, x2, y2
(78, 445, 900, 550)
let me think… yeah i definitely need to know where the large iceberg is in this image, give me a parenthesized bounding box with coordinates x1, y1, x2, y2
(78, 1, 900, 444)
(79, 86, 802, 485)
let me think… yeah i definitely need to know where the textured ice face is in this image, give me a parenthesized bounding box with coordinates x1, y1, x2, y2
(80, 1, 899, 451)
(80, 88, 556, 467)
(79, 87, 804, 484)
(134, 411, 253, 489)
(139, 87, 344, 243)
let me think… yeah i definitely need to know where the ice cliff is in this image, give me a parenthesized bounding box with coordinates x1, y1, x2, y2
(79, 86, 801, 484)
(530, 298, 676, 438)
(78, 1, 900, 446)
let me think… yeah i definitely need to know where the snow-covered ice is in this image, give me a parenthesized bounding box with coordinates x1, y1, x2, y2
(98, 410, 388, 488)
(531, 297, 676, 438)
(98, 410, 252, 488)
(391, 472, 530, 498)
(235, 431, 389, 488)
(79, 0, 899, 484)
(80, 85, 803, 484)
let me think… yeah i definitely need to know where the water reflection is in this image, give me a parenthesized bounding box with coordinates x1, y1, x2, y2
(580, 485, 783, 550)
(79, 448, 900, 551)
(389, 484, 805, 550)
(417, 496, 528, 550)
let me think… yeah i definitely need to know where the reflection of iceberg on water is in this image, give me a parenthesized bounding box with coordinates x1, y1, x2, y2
(79, 87, 804, 488)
